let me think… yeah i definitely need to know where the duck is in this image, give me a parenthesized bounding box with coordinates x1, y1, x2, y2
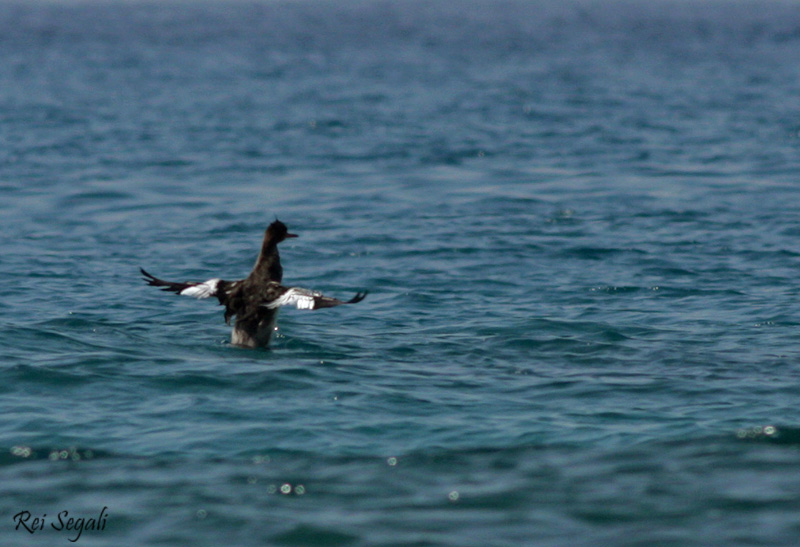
(141, 220, 367, 348)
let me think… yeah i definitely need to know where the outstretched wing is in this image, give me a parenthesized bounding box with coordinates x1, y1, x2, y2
(263, 286, 367, 310)
(140, 268, 220, 299)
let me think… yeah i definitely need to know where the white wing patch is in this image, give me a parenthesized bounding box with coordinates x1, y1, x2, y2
(263, 287, 320, 310)
(179, 279, 220, 299)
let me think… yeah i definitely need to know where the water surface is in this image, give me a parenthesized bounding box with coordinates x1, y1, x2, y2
(3, 0, 800, 545)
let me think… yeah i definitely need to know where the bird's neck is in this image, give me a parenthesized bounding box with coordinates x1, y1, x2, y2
(252, 241, 282, 282)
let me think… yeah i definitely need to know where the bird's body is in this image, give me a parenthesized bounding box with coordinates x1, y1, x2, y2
(141, 220, 366, 348)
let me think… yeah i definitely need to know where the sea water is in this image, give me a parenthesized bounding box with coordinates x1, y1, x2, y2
(3, 0, 800, 545)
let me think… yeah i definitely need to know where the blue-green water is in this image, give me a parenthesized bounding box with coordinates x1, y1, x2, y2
(4, 0, 800, 544)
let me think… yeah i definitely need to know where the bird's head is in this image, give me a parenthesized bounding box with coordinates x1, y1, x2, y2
(266, 219, 298, 243)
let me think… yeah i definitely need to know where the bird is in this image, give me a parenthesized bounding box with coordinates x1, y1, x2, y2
(141, 220, 367, 348)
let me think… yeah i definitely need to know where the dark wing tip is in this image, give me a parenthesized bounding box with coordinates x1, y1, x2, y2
(140, 267, 192, 294)
(347, 291, 368, 304)
(140, 267, 157, 284)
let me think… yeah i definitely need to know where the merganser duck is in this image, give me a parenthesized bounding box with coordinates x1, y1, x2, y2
(141, 220, 367, 348)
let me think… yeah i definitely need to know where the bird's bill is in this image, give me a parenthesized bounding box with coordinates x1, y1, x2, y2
(286, 233, 298, 238)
